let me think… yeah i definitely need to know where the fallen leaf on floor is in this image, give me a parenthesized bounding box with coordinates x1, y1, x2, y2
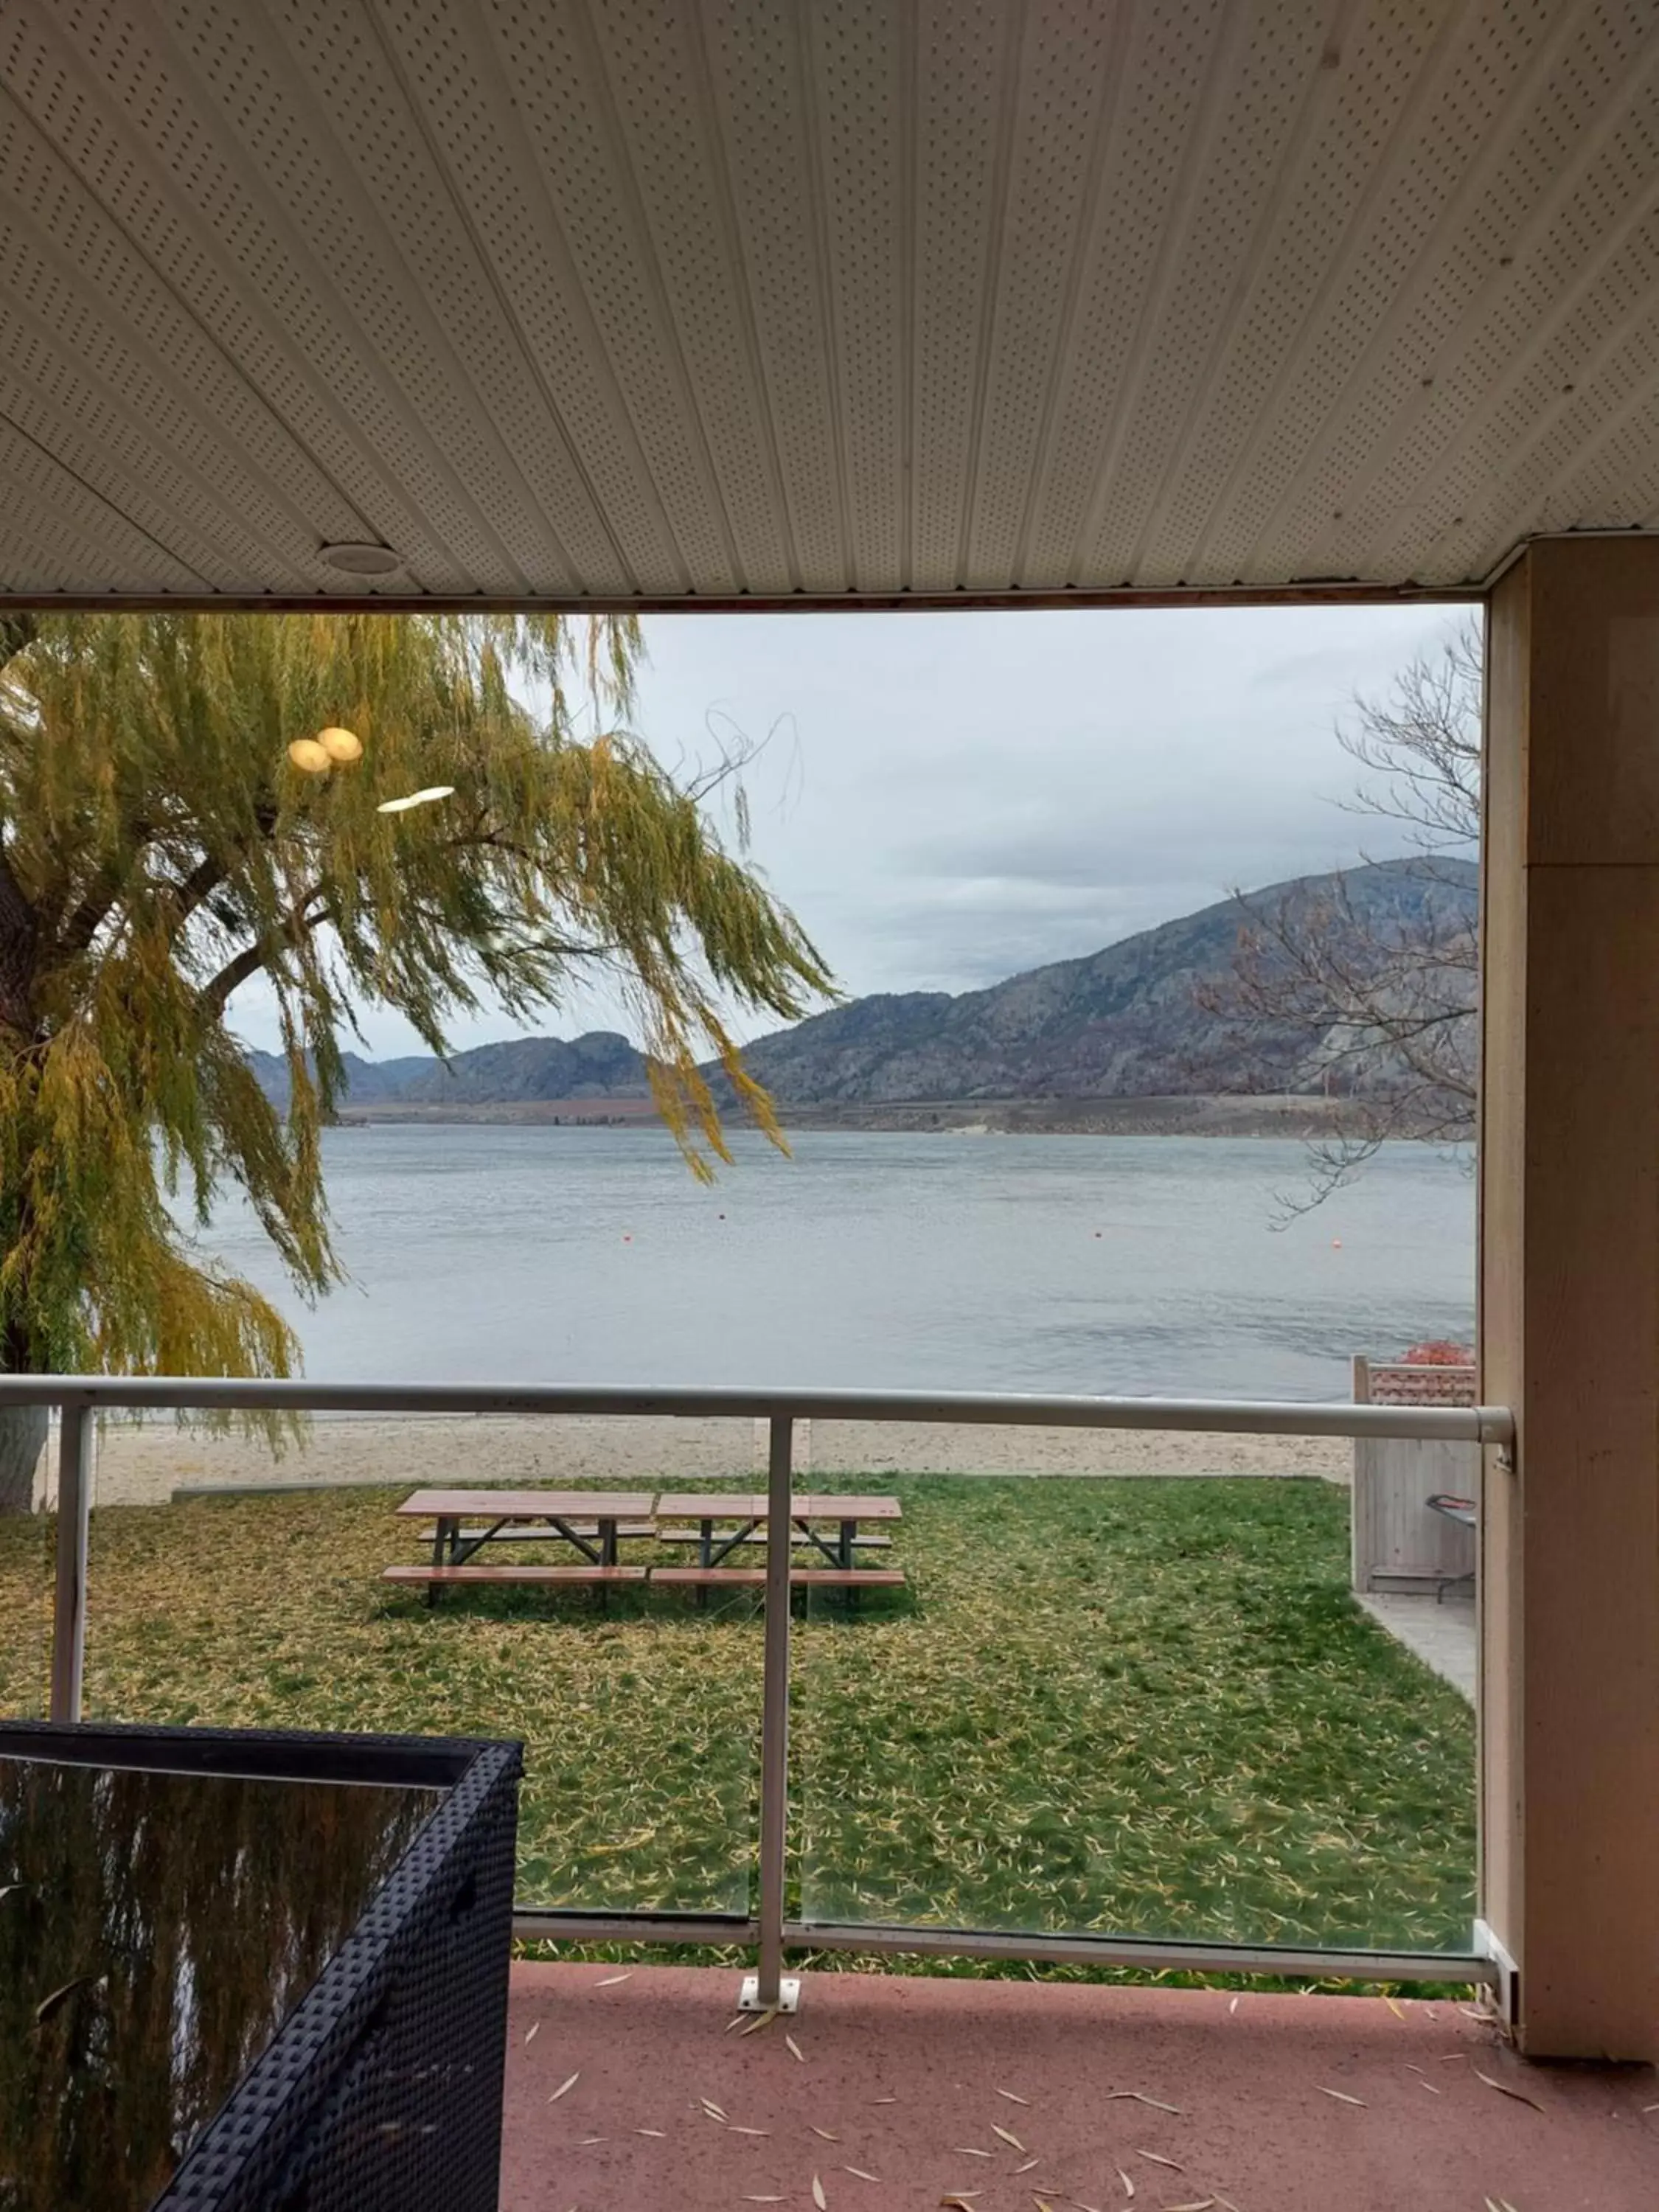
(844, 2168, 880, 2183)
(1162, 2200, 1214, 2211)
(1108, 2093, 1182, 2113)
(1416, 2078, 1442, 2094)
(730, 2126, 771, 2137)
(724, 2016, 748, 2034)
(634, 2127, 664, 2138)
(953, 2148, 992, 2159)
(1473, 2069, 1545, 2114)
(872, 2096, 897, 2105)
(742, 2197, 787, 2204)
(1228, 1997, 1239, 2015)
(1385, 1996, 1406, 2019)
(524, 2021, 541, 2044)
(577, 2135, 605, 2146)
(939, 2197, 983, 2208)
(596, 1972, 633, 1987)
(810, 2128, 840, 2143)
(702, 2099, 728, 2120)
(547, 2072, 580, 2104)
(1116, 2168, 1137, 2199)
(740, 2010, 777, 2038)
(787, 2034, 806, 2064)
(1015, 2157, 1041, 2173)
(812, 2174, 827, 2210)
(1133, 2150, 1183, 2171)
(1436, 2053, 1469, 2063)
(997, 2088, 1032, 2105)
(991, 2124, 1026, 2151)
(1315, 2088, 1365, 2107)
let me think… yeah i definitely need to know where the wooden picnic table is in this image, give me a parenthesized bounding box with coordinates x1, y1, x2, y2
(391, 1487, 656, 1604)
(657, 1492, 902, 1571)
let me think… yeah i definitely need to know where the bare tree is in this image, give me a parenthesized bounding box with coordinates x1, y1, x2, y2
(1211, 619, 1481, 1200)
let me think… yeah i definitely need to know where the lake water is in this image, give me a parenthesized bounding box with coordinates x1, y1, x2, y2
(195, 1127, 1474, 1400)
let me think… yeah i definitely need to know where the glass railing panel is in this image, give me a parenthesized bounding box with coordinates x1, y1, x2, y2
(80, 1408, 766, 1916)
(0, 1411, 54, 1717)
(793, 1419, 1477, 1959)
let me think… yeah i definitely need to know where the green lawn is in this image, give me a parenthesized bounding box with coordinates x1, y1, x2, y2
(0, 1477, 1475, 1966)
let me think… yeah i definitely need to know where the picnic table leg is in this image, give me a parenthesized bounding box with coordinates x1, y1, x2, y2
(698, 1516, 712, 1610)
(841, 1519, 858, 1611)
(597, 1517, 617, 1611)
(428, 1514, 454, 1608)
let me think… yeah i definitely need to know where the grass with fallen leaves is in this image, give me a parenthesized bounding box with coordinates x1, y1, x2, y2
(0, 1475, 1474, 1962)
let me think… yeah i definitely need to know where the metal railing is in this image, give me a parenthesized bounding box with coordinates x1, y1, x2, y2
(4, 1374, 1514, 2002)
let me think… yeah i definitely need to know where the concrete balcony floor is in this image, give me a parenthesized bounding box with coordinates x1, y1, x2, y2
(502, 1963, 1655, 2211)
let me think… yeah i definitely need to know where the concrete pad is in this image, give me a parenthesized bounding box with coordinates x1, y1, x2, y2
(501, 1963, 1656, 2211)
(1360, 1592, 1476, 1700)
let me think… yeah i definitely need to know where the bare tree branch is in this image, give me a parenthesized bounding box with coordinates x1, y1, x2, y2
(198, 886, 334, 1018)
(1208, 617, 1481, 1208)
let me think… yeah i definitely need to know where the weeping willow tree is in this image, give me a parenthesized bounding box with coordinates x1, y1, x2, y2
(0, 611, 832, 1511)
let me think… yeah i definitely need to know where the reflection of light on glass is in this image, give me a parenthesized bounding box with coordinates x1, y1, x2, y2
(376, 786, 455, 815)
(286, 737, 332, 774)
(316, 726, 363, 764)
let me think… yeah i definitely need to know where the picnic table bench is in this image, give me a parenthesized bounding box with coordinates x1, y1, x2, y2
(652, 1493, 905, 1603)
(387, 1488, 656, 1605)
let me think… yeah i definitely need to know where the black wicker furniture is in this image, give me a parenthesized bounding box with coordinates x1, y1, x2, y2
(0, 1719, 522, 2212)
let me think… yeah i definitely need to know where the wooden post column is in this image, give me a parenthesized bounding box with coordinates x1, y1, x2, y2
(1482, 537, 1659, 2060)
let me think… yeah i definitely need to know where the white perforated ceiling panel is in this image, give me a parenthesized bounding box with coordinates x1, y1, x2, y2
(1, 0, 1658, 604)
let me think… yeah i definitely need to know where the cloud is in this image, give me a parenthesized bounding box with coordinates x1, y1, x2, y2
(227, 601, 1473, 1056)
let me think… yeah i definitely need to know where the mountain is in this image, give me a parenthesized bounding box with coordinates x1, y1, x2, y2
(244, 1048, 439, 1111)
(727, 858, 1476, 1105)
(244, 1032, 651, 1112)
(394, 1032, 650, 1105)
(243, 859, 1475, 1116)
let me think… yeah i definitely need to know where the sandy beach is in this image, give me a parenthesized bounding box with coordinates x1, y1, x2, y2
(79, 1414, 1349, 1508)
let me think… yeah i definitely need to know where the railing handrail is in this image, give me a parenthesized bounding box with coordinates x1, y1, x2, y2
(0, 1373, 1514, 1444)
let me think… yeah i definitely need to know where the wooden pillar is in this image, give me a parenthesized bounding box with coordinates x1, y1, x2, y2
(1481, 537, 1659, 2060)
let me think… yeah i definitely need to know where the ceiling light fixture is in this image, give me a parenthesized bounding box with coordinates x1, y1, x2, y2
(377, 785, 456, 815)
(319, 542, 403, 576)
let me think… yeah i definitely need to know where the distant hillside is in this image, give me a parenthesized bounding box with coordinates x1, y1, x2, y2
(728, 858, 1475, 1105)
(246, 1033, 651, 1113)
(245, 860, 1475, 1117)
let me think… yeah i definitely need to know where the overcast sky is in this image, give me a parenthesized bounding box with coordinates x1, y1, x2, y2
(232, 602, 1472, 1060)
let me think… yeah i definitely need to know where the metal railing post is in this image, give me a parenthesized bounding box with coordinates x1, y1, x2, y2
(49, 1397, 93, 1722)
(742, 1413, 799, 2012)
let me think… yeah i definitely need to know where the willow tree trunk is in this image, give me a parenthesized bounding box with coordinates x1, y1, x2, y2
(0, 1402, 47, 1514)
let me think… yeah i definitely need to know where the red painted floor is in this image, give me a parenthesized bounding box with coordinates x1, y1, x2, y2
(501, 1964, 1656, 2211)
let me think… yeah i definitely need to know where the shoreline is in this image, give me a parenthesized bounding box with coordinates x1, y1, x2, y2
(84, 1414, 1349, 1509)
(331, 1093, 1422, 1141)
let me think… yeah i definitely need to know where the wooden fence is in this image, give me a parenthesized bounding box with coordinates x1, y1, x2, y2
(1351, 1357, 1478, 1593)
